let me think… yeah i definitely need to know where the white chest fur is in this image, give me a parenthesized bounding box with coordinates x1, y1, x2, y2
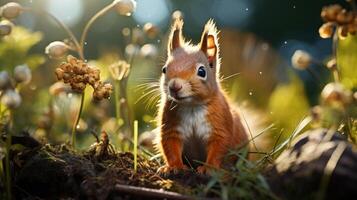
(176, 105, 212, 141)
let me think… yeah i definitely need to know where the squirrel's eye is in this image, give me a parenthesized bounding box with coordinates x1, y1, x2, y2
(162, 66, 167, 74)
(197, 66, 206, 78)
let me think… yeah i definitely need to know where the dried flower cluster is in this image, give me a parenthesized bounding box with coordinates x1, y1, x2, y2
(109, 60, 130, 81)
(319, 4, 357, 39)
(55, 55, 112, 100)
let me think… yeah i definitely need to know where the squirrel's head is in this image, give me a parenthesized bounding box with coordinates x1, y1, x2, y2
(161, 19, 220, 104)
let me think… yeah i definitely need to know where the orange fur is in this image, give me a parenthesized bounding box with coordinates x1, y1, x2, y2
(157, 19, 248, 174)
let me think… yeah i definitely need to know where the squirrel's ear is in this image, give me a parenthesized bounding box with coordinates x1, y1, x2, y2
(168, 19, 184, 54)
(200, 20, 219, 67)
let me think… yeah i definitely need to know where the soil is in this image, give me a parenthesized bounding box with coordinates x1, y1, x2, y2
(7, 133, 211, 200)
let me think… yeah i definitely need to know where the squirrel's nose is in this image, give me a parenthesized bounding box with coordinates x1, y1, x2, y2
(169, 81, 182, 93)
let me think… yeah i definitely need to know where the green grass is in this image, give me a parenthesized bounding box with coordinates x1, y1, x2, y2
(133, 120, 138, 173)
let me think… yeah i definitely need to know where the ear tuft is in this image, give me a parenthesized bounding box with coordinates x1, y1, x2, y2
(168, 18, 184, 54)
(204, 19, 219, 38)
(200, 19, 219, 66)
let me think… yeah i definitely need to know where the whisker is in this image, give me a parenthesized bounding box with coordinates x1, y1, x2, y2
(135, 88, 160, 105)
(220, 72, 241, 82)
(148, 93, 161, 109)
(170, 104, 177, 110)
(135, 84, 159, 93)
(134, 82, 160, 92)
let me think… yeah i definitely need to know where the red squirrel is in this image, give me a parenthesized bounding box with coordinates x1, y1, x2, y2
(157, 19, 249, 174)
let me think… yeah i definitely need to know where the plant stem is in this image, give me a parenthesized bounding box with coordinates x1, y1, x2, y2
(332, 29, 341, 82)
(133, 120, 138, 173)
(70, 2, 114, 149)
(5, 110, 13, 200)
(71, 92, 85, 148)
(22, 7, 83, 59)
(115, 80, 121, 126)
(80, 2, 115, 58)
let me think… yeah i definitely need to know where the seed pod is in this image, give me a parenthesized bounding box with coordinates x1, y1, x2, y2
(113, 0, 136, 16)
(45, 41, 69, 59)
(0, 2, 23, 19)
(55, 68, 65, 80)
(336, 9, 353, 25)
(338, 25, 349, 39)
(1, 89, 21, 109)
(143, 23, 159, 39)
(291, 50, 312, 70)
(0, 20, 13, 36)
(326, 59, 337, 70)
(321, 82, 351, 107)
(140, 44, 158, 59)
(321, 5, 342, 21)
(0, 71, 11, 90)
(319, 22, 334, 38)
(14, 64, 32, 84)
(347, 24, 357, 35)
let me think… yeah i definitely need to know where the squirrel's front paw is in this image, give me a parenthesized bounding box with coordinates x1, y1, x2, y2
(157, 165, 188, 176)
(197, 165, 217, 175)
(197, 166, 208, 174)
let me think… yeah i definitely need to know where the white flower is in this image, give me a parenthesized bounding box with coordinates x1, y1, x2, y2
(125, 44, 139, 57)
(1, 89, 21, 109)
(140, 44, 158, 58)
(113, 0, 136, 16)
(0, 71, 11, 90)
(291, 50, 312, 70)
(0, 20, 13, 36)
(0, 2, 23, 19)
(14, 64, 32, 84)
(45, 41, 69, 59)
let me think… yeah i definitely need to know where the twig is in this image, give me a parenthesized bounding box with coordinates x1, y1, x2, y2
(114, 184, 219, 200)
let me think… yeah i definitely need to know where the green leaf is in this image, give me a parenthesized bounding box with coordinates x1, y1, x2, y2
(0, 26, 43, 71)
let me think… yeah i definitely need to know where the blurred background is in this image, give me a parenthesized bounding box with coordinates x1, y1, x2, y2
(0, 0, 355, 151)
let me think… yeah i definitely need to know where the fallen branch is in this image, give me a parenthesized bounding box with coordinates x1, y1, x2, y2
(114, 184, 218, 200)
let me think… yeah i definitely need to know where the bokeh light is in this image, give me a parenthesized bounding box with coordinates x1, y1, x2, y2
(133, 0, 171, 26)
(46, 0, 83, 27)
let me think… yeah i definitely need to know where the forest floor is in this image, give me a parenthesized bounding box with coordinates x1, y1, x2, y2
(11, 133, 214, 200)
